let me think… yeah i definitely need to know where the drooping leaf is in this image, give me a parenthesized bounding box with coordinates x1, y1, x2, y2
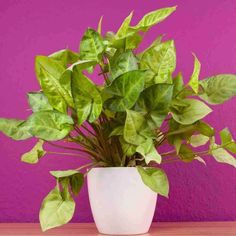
(171, 99, 212, 125)
(79, 28, 105, 62)
(71, 67, 102, 125)
(24, 111, 74, 141)
(199, 74, 236, 104)
(136, 139, 161, 164)
(49, 49, 79, 68)
(195, 121, 215, 137)
(104, 70, 145, 112)
(35, 56, 74, 113)
(21, 140, 46, 164)
(28, 92, 53, 112)
(50, 170, 79, 178)
(116, 11, 133, 37)
(211, 144, 236, 168)
(220, 128, 236, 154)
(179, 144, 195, 162)
(189, 134, 209, 147)
(130, 6, 176, 32)
(140, 40, 176, 85)
(70, 174, 84, 196)
(50, 169, 84, 196)
(109, 50, 138, 81)
(137, 166, 169, 197)
(188, 54, 201, 94)
(124, 110, 145, 145)
(39, 186, 75, 231)
(0, 118, 32, 140)
(136, 83, 173, 128)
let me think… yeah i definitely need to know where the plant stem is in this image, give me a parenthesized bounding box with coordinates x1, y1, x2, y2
(47, 151, 91, 159)
(76, 162, 97, 171)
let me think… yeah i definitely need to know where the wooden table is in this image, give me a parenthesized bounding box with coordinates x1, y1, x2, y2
(0, 222, 235, 235)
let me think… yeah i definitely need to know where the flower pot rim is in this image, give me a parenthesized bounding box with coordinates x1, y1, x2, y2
(90, 166, 150, 170)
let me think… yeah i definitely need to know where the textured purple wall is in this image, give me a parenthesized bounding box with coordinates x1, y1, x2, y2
(0, 0, 236, 223)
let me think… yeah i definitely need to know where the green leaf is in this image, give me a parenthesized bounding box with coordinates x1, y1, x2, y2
(28, 92, 53, 112)
(109, 125, 124, 137)
(24, 111, 74, 141)
(109, 50, 138, 81)
(130, 6, 176, 32)
(35, 56, 74, 113)
(140, 40, 176, 85)
(119, 136, 137, 156)
(138, 35, 163, 59)
(189, 134, 209, 147)
(211, 144, 236, 168)
(173, 73, 184, 97)
(68, 60, 97, 71)
(124, 110, 145, 145)
(50, 170, 84, 196)
(39, 186, 75, 231)
(97, 16, 103, 35)
(104, 70, 145, 112)
(136, 139, 161, 164)
(136, 83, 173, 128)
(71, 67, 102, 125)
(21, 140, 46, 164)
(50, 170, 79, 178)
(171, 99, 212, 125)
(79, 28, 105, 62)
(179, 144, 195, 162)
(70, 174, 84, 196)
(188, 54, 201, 94)
(196, 121, 215, 137)
(220, 128, 236, 154)
(137, 166, 169, 197)
(49, 49, 79, 68)
(199, 74, 236, 104)
(116, 11, 133, 37)
(0, 118, 32, 140)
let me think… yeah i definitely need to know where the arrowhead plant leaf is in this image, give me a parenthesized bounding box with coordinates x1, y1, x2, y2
(188, 54, 201, 94)
(199, 74, 236, 104)
(72, 66, 102, 125)
(130, 6, 176, 32)
(21, 140, 46, 164)
(0, 118, 32, 140)
(24, 111, 74, 141)
(137, 166, 169, 197)
(104, 70, 145, 112)
(35, 56, 74, 113)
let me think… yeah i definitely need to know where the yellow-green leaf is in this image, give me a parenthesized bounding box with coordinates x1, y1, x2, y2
(188, 54, 201, 94)
(21, 140, 46, 164)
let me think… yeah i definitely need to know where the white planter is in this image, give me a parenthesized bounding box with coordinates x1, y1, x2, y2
(87, 167, 157, 235)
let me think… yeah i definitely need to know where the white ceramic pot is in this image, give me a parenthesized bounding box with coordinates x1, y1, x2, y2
(87, 167, 157, 235)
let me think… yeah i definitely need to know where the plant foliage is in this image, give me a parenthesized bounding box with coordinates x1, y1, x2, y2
(1, 6, 236, 231)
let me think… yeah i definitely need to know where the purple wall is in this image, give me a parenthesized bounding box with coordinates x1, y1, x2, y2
(0, 0, 236, 223)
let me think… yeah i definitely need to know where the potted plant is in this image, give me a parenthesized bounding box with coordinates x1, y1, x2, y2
(1, 6, 236, 235)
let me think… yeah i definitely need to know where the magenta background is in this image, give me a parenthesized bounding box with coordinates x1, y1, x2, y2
(0, 0, 236, 223)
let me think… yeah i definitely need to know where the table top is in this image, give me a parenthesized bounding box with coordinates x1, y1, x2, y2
(0, 222, 235, 235)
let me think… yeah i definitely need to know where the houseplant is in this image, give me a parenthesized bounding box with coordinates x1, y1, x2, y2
(1, 5, 236, 234)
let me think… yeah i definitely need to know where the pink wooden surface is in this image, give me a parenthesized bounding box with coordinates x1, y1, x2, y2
(0, 222, 236, 235)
